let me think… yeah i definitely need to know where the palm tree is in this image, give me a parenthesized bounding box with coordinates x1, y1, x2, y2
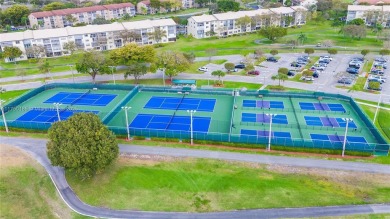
(148, 27, 167, 44)
(298, 32, 307, 45)
(271, 73, 288, 86)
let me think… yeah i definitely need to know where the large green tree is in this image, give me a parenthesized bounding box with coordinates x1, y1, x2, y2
(216, 0, 239, 12)
(110, 43, 156, 81)
(361, 49, 370, 59)
(47, 113, 118, 179)
(259, 26, 287, 42)
(156, 51, 190, 81)
(271, 73, 288, 86)
(379, 49, 390, 57)
(76, 51, 111, 83)
(3, 47, 23, 63)
(2, 5, 30, 26)
(304, 48, 315, 56)
(43, 2, 66, 10)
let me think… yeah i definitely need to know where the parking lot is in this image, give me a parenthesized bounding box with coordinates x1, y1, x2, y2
(194, 53, 389, 97)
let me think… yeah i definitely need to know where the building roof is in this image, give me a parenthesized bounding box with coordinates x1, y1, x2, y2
(0, 19, 175, 42)
(30, 3, 135, 18)
(138, 0, 150, 6)
(0, 30, 34, 42)
(291, 5, 308, 11)
(357, 0, 390, 5)
(269, 7, 295, 14)
(347, 5, 382, 11)
(190, 14, 217, 23)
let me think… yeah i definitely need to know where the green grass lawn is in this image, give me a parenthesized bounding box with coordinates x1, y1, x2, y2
(362, 59, 374, 73)
(0, 89, 30, 103)
(196, 80, 261, 89)
(120, 8, 208, 22)
(67, 158, 390, 212)
(359, 104, 390, 143)
(354, 77, 368, 91)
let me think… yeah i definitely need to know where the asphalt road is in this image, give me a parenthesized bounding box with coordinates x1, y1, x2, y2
(1, 136, 389, 218)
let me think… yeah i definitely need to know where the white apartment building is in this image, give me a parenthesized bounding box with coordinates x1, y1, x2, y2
(28, 3, 136, 29)
(187, 6, 308, 39)
(346, 5, 390, 27)
(0, 19, 177, 63)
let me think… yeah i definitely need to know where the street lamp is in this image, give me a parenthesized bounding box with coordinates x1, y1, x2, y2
(187, 110, 196, 145)
(163, 62, 166, 87)
(53, 103, 62, 121)
(341, 118, 353, 157)
(373, 94, 382, 124)
(265, 113, 277, 151)
(109, 66, 116, 85)
(121, 106, 131, 140)
(0, 99, 9, 133)
(67, 64, 74, 83)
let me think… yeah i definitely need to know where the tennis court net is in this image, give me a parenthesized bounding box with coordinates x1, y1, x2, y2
(70, 90, 91, 106)
(165, 94, 186, 130)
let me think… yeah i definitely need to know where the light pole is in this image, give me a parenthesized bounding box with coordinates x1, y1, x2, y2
(373, 94, 382, 124)
(341, 118, 353, 157)
(266, 113, 277, 151)
(109, 66, 116, 85)
(163, 62, 166, 87)
(0, 99, 9, 133)
(187, 110, 196, 145)
(67, 64, 74, 83)
(53, 103, 62, 121)
(121, 106, 131, 140)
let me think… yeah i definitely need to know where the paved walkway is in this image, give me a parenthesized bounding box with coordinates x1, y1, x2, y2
(0, 136, 389, 218)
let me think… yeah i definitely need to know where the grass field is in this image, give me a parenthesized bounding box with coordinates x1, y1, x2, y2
(67, 157, 390, 212)
(355, 77, 368, 91)
(359, 104, 390, 143)
(120, 8, 207, 22)
(0, 144, 85, 218)
(0, 89, 30, 103)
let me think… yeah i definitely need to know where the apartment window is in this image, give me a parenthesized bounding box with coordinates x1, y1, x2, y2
(16, 41, 20, 44)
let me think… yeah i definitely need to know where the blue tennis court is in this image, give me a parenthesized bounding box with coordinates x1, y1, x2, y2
(310, 133, 367, 143)
(242, 113, 288, 124)
(299, 102, 346, 112)
(305, 116, 357, 128)
(15, 108, 99, 123)
(241, 129, 292, 138)
(144, 96, 216, 112)
(44, 92, 117, 106)
(243, 100, 284, 109)
(130, 114, 211, 132)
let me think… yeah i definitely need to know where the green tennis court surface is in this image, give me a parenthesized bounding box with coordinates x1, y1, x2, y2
(1, 83, 388, 154)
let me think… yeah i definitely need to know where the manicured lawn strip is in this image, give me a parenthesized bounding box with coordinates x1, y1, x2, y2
(196, 80, 261, 89)
(265, 85, 307, 92)
(362, 59, 374, 74)
(355, 77, 368, 91)
(355, 98, 390, 108)
(359, 105, 390, 143)
(67, 158, 390, 212)
(303, 56, 319, 70)
(0, 89, 30, 103)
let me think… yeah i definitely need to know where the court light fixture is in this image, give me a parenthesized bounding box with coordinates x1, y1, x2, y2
(187, 110, 196, 145)
(53, 102, 62, 121)
(265, 113, 277, 151)
(341, 118, 353, 157)
(121, 106, 132, 140)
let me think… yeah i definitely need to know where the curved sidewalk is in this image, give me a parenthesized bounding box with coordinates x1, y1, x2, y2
(1, 136, 389, 218)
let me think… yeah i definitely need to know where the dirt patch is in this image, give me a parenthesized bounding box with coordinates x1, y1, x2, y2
(119, 153, 184, 166)
(0, 144, 38, 169)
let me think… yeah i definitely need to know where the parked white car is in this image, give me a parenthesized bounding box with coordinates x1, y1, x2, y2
(198, 66, 208, 72)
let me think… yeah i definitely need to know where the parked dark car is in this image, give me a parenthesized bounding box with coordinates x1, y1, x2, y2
(312, 71, 319, 78)
(266, 57, 278, 62)
(346, 67, 359, 74)
(337, 78, 352, 84)
(287, 70, 296, 76)
(319, 59, 330, 64)
(247, 70, 260, 75)
(290, 62, 302, 67)
(235, 64, 246, 69)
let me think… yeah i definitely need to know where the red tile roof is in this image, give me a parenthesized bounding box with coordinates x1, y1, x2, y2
(139, 0, 151, 5)
(30, 3, 134, 18)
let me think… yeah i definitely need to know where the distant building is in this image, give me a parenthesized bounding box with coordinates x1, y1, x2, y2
(187, 6, 308, 39)
(346, 5, 390, 27)
(136, 0, 187, 15)
(28, 3, 136, 29)
(0, 19, 177, 62)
